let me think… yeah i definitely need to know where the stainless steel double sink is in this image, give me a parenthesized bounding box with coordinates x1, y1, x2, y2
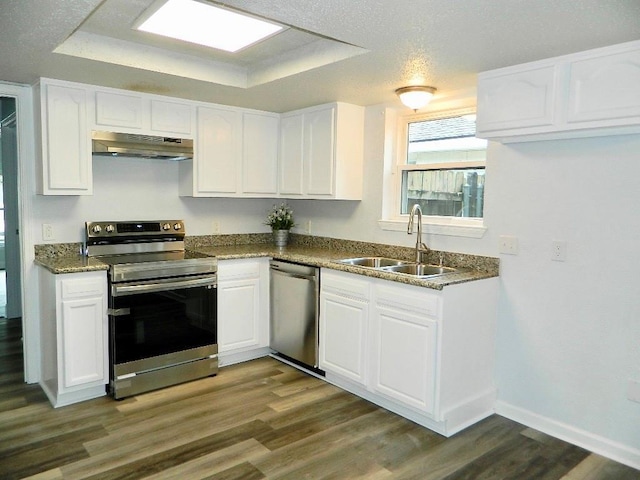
(337, 256, 459, 278)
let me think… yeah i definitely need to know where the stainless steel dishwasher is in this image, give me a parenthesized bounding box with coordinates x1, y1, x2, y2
(270, 260, 321, 370)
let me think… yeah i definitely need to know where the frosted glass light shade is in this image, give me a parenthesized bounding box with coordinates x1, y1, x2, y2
(395, 86, 437, 110)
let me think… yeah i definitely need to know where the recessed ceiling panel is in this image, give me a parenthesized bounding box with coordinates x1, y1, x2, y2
(54, 0, 369, 88)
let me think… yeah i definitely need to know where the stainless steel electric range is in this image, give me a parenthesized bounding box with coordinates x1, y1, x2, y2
(85, 220, 218, 399)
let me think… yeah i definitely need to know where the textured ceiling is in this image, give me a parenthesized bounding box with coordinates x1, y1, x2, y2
(1, 0, 640, 112)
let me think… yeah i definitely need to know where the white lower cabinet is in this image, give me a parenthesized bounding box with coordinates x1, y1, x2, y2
(319, 268, 499, 437)
(38, 269, 108, 407)
(217, 258, 270, 366)
(319, 271, 369, 385)
(371, 282, 438, 414)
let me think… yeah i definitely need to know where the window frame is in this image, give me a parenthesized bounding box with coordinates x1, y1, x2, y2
(378, 106, 488, 239)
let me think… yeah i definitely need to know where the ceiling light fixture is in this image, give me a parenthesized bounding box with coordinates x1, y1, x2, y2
(395, 85, 437, 111)
(135, 0, 284, 53)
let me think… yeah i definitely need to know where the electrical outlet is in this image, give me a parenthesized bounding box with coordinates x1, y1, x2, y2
(551, 240, 567, 262)
(211, 221, 220, 234)
(499, 235, 518, 255)
(42, 223, 54, 241)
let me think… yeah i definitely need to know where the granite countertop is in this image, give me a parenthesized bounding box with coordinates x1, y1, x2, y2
(34, 234, 499, 291)
(192, 243, 498, 290)
(35, 255, 110, 274)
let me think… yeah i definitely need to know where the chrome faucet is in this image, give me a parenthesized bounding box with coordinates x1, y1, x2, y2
(407, 204, 430, 263)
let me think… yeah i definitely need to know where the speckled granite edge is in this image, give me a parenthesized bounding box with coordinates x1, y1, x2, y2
(287, 234, 499, 274)
(35, 243, 84, 259)
(34, 234, 499, 285)
(185, 233, 499, 275)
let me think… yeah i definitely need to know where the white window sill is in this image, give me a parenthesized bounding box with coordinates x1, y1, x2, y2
(378, 217, 487, 239)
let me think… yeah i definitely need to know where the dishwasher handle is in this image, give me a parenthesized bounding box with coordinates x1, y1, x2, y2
(271, 269, 317, 282)
(270, 261, 318, 282)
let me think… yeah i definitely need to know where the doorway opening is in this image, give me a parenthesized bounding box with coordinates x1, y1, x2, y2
(0, 96, 21, 320)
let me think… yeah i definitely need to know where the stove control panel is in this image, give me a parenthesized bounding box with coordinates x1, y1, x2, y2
(85, 220, 186, 239)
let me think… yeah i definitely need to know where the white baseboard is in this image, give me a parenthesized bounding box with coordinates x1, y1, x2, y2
(218, 347, 272, 367)
(495, 400, 640, 471)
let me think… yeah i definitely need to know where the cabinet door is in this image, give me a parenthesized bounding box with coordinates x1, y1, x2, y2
(476, 65, 558, 133)
(371, 303, 437, 414)
(319, 291, 369, 385)
(61, 296, 107, 388)
(567, 48, 640, 124)
(195, 106, 241, 194)
(151, 99, 193, 135)
(242, 112, 278, 194)
(279, 114, 304, 195)
(42, 83, 91, 194)
(218, 277, 261, 352)
(305, 106, 335, 196)
(94, 91, 143, 129)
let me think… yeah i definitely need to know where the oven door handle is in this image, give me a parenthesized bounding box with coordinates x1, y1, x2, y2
(111, 276, 217, 297)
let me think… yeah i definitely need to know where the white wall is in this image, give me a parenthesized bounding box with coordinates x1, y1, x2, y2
(291, 105, 640, 466)
(490, 136, 640, 464)
(31, 156, 275, 244)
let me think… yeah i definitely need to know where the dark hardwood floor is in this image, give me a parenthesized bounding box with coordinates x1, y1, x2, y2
(1, 317, 639, 479)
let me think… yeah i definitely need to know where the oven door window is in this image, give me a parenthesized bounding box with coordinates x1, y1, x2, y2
(111, 284, 216, 365)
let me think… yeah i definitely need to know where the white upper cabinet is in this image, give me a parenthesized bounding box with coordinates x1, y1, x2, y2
(93, 89, 194, 136)
(36, 77, 363, 199)
(567, 48, 640, 124)
(149, 99, 193, 135)
(476, 65, 559, 132)
(184, 106, 242, 196)
(477, 40, 640, 142)
(179, 107, 280, 197)
(37, 79, 92, 195)
(279, 114, 305, 195)
(279, 102, 364, 200)
(242, 112, 279, 195)
(94, 91, 144, 130)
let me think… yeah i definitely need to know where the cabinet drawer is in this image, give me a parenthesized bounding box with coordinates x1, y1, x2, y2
(61, 276, 105, 299)
(218, 259, 260, 281)
(374, 281, 440, 319)
(321, 269, 370, 300)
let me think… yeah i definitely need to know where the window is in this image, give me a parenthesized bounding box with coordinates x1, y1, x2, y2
(399, 112, 487, 219)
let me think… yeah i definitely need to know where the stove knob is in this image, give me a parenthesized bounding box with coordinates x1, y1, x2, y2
(92, 224, 102, 234)
(105, 224, 115, 233)
(174, 222, 182, 231)
(162, 223, 171, 231)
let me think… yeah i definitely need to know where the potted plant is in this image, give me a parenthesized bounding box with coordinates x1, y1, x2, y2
(265, 202, 295, 247)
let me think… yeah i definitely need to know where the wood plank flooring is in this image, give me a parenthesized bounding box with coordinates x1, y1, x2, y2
(1, 318, 639, 480)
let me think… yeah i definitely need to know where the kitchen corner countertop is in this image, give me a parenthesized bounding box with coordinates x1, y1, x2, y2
(193, 244, 498, 291)
(35, 238, 499, 291)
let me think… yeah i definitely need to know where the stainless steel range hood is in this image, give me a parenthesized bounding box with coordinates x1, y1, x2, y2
(92, 131, 193, 161)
